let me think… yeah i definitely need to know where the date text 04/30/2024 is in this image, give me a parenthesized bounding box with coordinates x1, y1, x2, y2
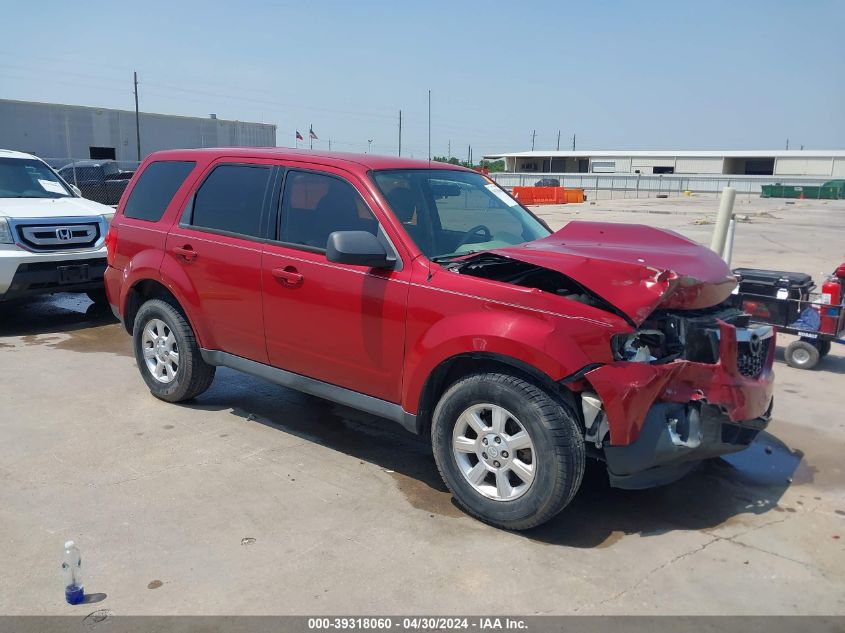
(307, 617, 528, 630)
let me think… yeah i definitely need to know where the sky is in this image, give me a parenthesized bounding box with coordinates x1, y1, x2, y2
(2, 0, 844, 158)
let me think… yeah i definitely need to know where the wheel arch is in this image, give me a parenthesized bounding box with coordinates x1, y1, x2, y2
(123, 278, 197, 340)
(413, 352, 578, 438)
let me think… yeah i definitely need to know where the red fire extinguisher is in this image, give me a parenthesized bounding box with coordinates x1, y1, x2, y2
(819, 263, 845, 335)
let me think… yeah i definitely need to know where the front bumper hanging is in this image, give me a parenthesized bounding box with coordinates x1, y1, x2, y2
(602, 401, 771, 489)
(581, 321, 775, 489)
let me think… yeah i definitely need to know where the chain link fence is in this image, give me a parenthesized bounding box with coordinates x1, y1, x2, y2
(43, 157, 140, 206)
(489, 172, 836, 200)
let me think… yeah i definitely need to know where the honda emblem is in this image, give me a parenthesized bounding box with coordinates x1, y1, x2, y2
(55, 228, 73, 241)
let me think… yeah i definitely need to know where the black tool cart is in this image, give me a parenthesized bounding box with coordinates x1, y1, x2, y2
(731, 267, 844, 370)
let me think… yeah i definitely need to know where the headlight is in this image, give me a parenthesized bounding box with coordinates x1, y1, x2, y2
(0, 218, 13, 244)
(101, 212, 115, 226)
(611, 331, 663, 363)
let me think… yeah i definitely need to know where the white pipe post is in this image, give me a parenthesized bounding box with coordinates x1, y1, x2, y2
(722, 217, 737, 266)
(710, 186, 736, 256)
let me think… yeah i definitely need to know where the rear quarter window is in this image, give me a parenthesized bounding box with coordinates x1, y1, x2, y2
(124, 161, 196, 222)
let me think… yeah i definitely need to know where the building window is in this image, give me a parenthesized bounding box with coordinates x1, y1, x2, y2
(743, 159, 774, 175)
(89, 147, 116, 160)
(653, 166, 675, 174)
(591, 160, 616, 173)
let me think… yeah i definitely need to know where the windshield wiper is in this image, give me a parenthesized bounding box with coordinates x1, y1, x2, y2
(431, 250, 478, 264)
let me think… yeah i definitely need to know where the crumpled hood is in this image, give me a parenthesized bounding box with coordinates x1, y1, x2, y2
(492, 221, 737, 325)
(0, 196, 114, 219)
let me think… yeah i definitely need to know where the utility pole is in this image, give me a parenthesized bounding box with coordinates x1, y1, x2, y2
(367, 139, 373, 153)
(786, 138, 789, 150)
(328, 139, 332, 151)
(448, 140, 451, 159)
(531, 129, 536, 151)
(572, 133, 576, 151)
(427, 90, 431, 163)
(133, 71, 141, 161)
(467, 145, 471, 167)
(398, 109, 402, 157)
(556, 130, 561, 151)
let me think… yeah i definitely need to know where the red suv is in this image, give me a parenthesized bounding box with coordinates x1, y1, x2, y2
(105, 148, 775, 530)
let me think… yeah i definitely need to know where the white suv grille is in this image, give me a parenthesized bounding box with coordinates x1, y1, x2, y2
(17, 223, 99, 250)
(7, 216, 107, 252)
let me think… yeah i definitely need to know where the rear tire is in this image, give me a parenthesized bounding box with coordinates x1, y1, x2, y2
(431, 372, 585, 531)
(815, 340, 832, 358)
(133, 298, 215, 402)
(785, 340, 820, 370)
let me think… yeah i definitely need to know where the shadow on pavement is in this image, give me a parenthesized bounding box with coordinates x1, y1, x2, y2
(0, 293, 117, 337)
(524, 432, 802, 547)
(185, 368, 804, 547)
(81, 592, 107, 605)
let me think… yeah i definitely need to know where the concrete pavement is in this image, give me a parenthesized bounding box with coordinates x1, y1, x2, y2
(1, 195, 844, 616)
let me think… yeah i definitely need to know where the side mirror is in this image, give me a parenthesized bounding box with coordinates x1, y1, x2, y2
(326, 231, 395, 269)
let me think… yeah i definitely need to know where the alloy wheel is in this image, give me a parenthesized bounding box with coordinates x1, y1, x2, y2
(141, 318, 179, 383)
(451, 403, 536, 501)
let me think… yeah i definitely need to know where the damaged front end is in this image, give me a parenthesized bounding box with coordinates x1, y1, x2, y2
(450, 221, 775, 489)
(581, 307, 775, 489)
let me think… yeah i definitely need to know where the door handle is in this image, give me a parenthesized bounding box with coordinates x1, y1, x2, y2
(173, 245, 198, 262)
(272, 266, 304, 287)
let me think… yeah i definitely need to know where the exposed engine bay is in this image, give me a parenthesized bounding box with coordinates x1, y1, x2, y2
(618, 306, 748, 364)
(614, 306, 773, 379)
(451, 253, 626, 319)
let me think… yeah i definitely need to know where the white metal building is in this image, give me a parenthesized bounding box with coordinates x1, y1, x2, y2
(483, 150, 845, 178)
(0, 99, 277, 163)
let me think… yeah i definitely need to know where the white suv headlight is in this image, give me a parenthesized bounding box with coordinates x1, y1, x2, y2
(0, 218, 13, 244)
(101, 212, 116, 226)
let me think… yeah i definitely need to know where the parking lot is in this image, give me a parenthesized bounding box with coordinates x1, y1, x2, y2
(1, 194, 844, 616)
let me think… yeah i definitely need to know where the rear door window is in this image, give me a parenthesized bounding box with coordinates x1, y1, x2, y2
(187, 164, 272, 239)
(124, 161, 196, 222)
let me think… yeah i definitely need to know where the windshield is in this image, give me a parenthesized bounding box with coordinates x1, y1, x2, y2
(0, 157, 73, 199)
(371, 169, 550, 261)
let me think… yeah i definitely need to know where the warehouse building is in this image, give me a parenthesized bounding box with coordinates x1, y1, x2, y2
(0, 98, 277, 163)
(484, 150, 845, 177)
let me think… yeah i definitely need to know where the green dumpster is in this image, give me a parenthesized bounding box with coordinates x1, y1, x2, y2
(761, 180, 845, 199)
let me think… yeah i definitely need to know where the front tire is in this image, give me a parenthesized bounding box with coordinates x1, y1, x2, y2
(431, 373, 585, 530)
(132, 298, 215, 402)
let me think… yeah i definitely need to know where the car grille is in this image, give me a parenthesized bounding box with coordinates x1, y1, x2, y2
(16, 222, 100, 251)
(737, 337, 771, 378)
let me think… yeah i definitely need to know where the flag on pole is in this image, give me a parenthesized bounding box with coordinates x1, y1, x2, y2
(309, 126, 318, 140)
(296, 130, 304, 141)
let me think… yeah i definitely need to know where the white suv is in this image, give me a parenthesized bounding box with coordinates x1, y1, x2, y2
(0, 149, 116, 303)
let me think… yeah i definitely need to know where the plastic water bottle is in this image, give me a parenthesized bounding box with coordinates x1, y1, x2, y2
(62, 541, 84, 605)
